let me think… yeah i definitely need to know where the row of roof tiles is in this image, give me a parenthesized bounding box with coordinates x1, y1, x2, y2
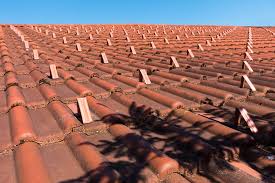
(0, 24, 274, 183)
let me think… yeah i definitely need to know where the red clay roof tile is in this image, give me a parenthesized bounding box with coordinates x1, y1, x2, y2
(0, 24, 274, 183)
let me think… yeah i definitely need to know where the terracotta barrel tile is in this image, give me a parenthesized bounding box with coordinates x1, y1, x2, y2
(201, 67, 235, 76)
(220, 78, 269, 93)
(154, 71, 188, 82)
(14, 142, 51, 183)
(108, 123, 133, 137)
(91, 77, 121, 93)
(86, 96, 114, 118)
(188, 68, 218, 77)
(130, 63, 158, 72)
(113, 75, 145, 89)
(22, 54, 31, 62)
(225, 100, 274, 116)
(4, 62, 15, 73)
(146, 62, 172, 69)
(247, 96, 275, 109)
(57, 69, 74, 80)
(65, 60, 82, 67)
(25, 61, 38, 71)
(250, 75, 275, 83)
(95, 64, 118, 75)
(65, 132, 119, 182)
(5, 72, 18, 87)
(7, 86, 26, 109)
(164, 173, 190, 183)
(138, 88, 183, 109)
(149, 75, 170, 85)
(178, 111, 254, 146)
(201, 80, 250, 96)
(182, 82, 233, 100)
(170, 69, 206, 80)
(109, 124, 179, 178)
(161, 86, 208, 104)
(0, 50, 10, 58)
(82, 58, 101, 65)
(38, 84, 59, 101)
(76, 67, 99, 78)
(174, 127, 214, 158)
(1, 54, 11, 61)
(111, 93, 137, 107)
(30, 70, 48, 84)
(243, 77, 275, 88)
(9, 106, 36, 144)
(48, 101, 80, 131)
(65, 133, 104, 169)
(114, 64, 136, 72)
(66, 80, 93, 97)
(242, 148, 275, 175)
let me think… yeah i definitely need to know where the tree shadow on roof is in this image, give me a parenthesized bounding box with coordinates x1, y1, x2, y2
(61, 101, 272, 182)
(97, 102, 248, 182)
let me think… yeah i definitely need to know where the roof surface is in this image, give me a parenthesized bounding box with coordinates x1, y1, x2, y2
(0, 24, 274, 183)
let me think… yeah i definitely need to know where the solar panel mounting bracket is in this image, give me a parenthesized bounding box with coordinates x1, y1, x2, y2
(240, 75, 256, 92)
(150, 41, 156, 49)
(77, 97, 93, 124)
(187, 49, 195, 58)
(33, 49, 39, 60)
(139, 69, 151, 84)
(49, 64, 59, 79)
(76, 43, 82, 51)
(130, 46, 136, 54)
(235, 108, 258, 133)
(242, 61, 253, 72)
(63, 37, 67, 44)
(101, 52, 109, 64)
(170, 56, 179, 68)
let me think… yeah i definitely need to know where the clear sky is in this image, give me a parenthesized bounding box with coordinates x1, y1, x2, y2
(0, 0, 274, 26)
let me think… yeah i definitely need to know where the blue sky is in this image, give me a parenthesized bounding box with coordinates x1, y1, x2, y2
(0, 0, 274, 26)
